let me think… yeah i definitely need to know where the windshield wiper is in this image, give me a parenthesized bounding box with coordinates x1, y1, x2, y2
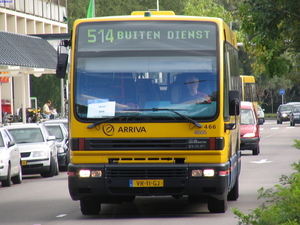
(87, 109, 201, 129)
(151, 108, 202, 128)
(87, 116, 123, 129)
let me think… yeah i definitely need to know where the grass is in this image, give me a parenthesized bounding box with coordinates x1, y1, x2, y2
(264, 113, 277, 119)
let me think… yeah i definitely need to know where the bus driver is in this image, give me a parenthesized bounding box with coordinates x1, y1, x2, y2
(183, 76, 212, 103)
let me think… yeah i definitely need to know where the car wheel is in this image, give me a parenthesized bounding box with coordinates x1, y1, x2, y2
(2, 164, 11, 187)
(80, 198, 101, 215)
(40, 157, 56, 178)
(54, 156, 59, 176)
(11, 162, 22, 184)
(60, 154, 70, 172)
(252, 145, 260, 155)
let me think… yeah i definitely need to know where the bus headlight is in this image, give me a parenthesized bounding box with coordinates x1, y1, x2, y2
(91, 170, 102, 177)
(79, 169, 102, 178)
(191, 169, 215, 177)
(191, 169, 202, 177)
(79, 170, 90, 177)
(203, 169, 215, 177)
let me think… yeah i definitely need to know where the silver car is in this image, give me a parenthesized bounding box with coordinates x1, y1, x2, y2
(6, 123, 58, 178)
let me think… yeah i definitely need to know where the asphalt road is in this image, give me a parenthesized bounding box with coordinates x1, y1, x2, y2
(1, 119, 299, 225)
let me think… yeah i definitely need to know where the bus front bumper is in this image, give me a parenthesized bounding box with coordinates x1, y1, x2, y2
(68, 163, 231, 202)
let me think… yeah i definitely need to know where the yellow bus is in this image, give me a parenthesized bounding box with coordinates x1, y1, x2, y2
(56, 11, 241, 215)
(240, 75, 257, 103)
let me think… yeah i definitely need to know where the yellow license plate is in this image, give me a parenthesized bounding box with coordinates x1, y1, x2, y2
(22, 161, 27, 165)
(129, 179, 164, 187)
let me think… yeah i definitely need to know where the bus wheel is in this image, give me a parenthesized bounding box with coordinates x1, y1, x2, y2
(227, 177, 239, 201)
(207, 196, 227, 213)
(80, 198, 101, 215)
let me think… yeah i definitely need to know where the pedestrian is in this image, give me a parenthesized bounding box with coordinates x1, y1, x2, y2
(42, 100, 53, 119)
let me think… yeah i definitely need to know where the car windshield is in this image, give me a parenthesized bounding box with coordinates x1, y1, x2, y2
(8, 128, 44, 143)
(281, 105, 293, 111)
(293, 107, 300, 113)
(45, 125, 63, 141)
(241, 109, 255, 125)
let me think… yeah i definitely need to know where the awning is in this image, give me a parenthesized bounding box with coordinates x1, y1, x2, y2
(0, 30, 57, 75)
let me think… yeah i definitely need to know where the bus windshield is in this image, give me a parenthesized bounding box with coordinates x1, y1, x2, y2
(74, 21, 218, 121)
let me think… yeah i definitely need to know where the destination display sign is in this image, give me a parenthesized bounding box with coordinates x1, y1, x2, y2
(76, 21, 217, 52)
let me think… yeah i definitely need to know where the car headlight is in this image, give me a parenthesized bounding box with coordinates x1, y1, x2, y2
(243, 133, 255, 138)
(281, 113, 287, 117)
(32, 150, 48, 157)
(57, 146, 65, 153)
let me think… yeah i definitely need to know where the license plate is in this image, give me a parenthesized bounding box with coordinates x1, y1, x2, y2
(22, 161, 27, 165)
(129, 179, 164, 187)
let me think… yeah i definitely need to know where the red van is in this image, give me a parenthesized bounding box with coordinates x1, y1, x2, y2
(240, 101, 264, 155)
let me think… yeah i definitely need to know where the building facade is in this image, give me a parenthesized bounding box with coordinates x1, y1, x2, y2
(0, 0, 68, 123)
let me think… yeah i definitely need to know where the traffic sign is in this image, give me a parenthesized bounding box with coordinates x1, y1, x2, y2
(279, 89, 285, 95)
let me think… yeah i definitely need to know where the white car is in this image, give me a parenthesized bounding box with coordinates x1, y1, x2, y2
(0, 127, 22, 187)
(6, 123, 59, 178)
(44, 122, 69, 171)
(257, 105, 265, 123)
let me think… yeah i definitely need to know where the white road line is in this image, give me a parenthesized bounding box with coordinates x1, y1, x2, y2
(250, 159, 273, 164)
(56, 214, 67, 218)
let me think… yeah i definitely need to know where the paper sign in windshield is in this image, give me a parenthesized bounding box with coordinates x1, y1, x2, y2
(87, 101, 116, 118)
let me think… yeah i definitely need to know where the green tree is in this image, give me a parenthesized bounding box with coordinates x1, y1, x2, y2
(67, 0, 187, 31)
(30, 74, 62, 112)
(237, 0, 300, 78)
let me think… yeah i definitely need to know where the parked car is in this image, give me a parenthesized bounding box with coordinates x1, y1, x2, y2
(6, 123, 58, 178)
(289, 105, 300, 126)
(276, 104, 293, 124)
(43, 118, 68, 130)
(257, 105, 265, 123)
(240, 101, 264, 155)
(43, 122, 69, 171)
(0, 127, 22, 187)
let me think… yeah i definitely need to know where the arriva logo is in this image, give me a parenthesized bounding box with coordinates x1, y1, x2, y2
(102, 124, 115, 136)
(102, 124, 147, 136)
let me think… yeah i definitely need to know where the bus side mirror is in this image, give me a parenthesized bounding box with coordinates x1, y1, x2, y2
(229, 90, 240, 116)
(56, 53, 68, 79)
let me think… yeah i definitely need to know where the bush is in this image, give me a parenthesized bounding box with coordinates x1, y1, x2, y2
(232, 159, 300, 224)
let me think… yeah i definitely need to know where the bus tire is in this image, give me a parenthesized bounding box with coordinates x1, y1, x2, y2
(227, 177, 239, 201)
(80, 198, 101, 215)
(207, 196, 227, 213)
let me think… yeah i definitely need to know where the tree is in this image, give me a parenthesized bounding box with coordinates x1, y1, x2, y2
(67, 0, 187, 31)
(30, 74, 62, 112)
(237, 0, 300, 78)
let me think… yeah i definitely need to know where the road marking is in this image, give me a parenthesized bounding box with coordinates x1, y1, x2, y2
(286, 127, 295, 129)
(250, 159, 273, 164)
(56, 214, 67, 218)
(271, 127, 279, 129)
